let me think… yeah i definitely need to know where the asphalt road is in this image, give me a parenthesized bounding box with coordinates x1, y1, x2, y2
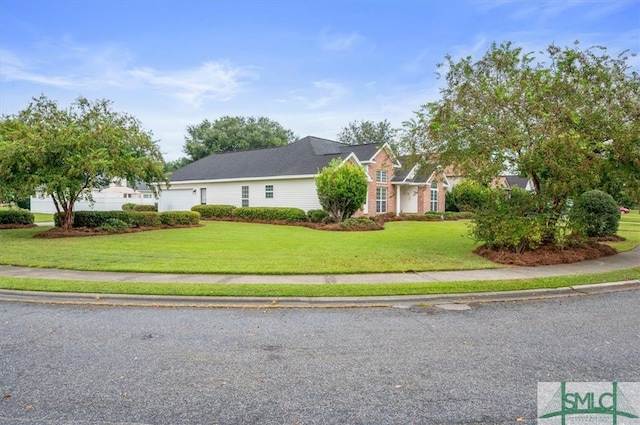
(1, 291, 639, 424)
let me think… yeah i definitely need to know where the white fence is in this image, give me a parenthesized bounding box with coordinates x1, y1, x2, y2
(30, 194, 157, 214)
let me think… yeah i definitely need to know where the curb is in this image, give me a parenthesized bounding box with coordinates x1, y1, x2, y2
(1, 280, 638, 309)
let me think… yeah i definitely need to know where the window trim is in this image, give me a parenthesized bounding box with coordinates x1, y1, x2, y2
(430, 182, 438, 212)
(241, 185, 249, 207)
(265, 184, 274, 199)
(200, 188, 207, 205)
(376, 187, 387, 213)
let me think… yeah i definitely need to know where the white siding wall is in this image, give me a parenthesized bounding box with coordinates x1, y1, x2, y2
(157, 188, 197, 212)
(160, 177, 322, 212)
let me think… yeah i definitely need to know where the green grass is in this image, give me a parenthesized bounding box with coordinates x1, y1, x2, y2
(0, 221, 500, 274)
(611, 210, 640, 251)
(1, 268, 638, 297)
(31, 212, 55, 223)
(0, 214, 638, 298)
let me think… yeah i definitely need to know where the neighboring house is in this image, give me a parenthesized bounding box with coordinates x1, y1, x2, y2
(30, 179, 157, 214)
(494, 175, 535, 192)
(159, 136, 448, 215)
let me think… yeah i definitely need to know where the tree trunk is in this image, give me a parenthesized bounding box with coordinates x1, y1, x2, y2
(51, 194, 74, 231)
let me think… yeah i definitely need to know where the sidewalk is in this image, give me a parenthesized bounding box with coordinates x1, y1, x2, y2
(0, 247, 638, 308)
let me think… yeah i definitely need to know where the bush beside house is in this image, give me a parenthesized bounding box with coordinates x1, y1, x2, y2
(0, 209, 35, 226)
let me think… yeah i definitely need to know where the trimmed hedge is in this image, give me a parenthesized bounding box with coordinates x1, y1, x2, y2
(128, 211, 161, 227)
(97, 218, 129, 232)
(232, 207, 307, 222)
(57, 211, 130, 228)
(395, 211, 474, 221)
(54, 210, 193, 228)
(159, 211, 201, 226)
(192, 204, 236, 219)
(307, 209, 329, 223)
(0, 209, 35, 225)
(133, 204, 158, 212)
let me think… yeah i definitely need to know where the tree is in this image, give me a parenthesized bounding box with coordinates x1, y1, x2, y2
(0, 95, 168, 230)
(315, 159, 368, 222)
(182, 116, 297, 163)
(413, 41, 639, 245)
(337, 119, 398, 146)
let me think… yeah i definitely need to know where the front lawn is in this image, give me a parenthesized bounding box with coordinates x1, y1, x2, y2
(0, 220, 498, 274)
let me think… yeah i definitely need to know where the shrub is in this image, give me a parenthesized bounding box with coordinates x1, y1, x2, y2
(423, 212, 446, 220)
(192, 204, 236, 219)
(159, 211, 201, 226)
(316, 159, 368, 222)
(128, 211, 161, 227)
(97, 218, 129, 233)
(133, 204, 157, 212)
(59, 210, 162, 228)
(307, 209, 329, 223)
(445, 190, 459, 212)
(471, 188, 544, 253)
(232, 207, 307, 222)
(571, 190, 620, 237)
(339, 217, 383, 231)
(451, 180, 491, 212)
(122, 203, 137, 211)
(68, 211, 129, 228)
(0, 209, 34, 225)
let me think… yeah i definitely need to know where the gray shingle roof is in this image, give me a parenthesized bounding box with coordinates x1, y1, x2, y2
(504, 175, 530, 189)
(169, 136, 382, 182)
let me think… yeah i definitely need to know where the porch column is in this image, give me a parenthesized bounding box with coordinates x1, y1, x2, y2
(395, 185, 401, 216)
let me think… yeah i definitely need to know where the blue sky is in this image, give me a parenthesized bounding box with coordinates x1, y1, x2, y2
(1, 0, 638, 161)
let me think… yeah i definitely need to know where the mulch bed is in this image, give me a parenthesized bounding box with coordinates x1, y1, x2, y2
(31, 225, 202, 238)
(474, 241, 619, 267)
(0, 224, 37, 229)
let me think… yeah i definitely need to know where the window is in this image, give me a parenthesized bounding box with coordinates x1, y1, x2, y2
(430, 182, 438, 212)
(376, 170, 388, 183)
(241, 185, 249, 207)
(200, 188, 206, 205)
(265, 185, 273, 199)
(376, 187, 387, 213)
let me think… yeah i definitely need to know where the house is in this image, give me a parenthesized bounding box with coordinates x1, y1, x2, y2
(494, 175, 535, 192)
(159, 136, 449, 215)
(30, 179, 157, 214)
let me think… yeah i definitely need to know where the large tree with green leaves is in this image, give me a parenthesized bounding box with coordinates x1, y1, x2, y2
(0, 95, 167, 230)
(337, 119, 398, 146)
(182, 116, 297, 163)
(414, 41, 639, 244)
(315, 159, 368, 222)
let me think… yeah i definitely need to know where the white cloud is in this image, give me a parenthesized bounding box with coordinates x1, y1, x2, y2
(0, 49, 75, 87)
(288, 80, 350, 109)
(320, 30, 365, 51)
(0, 38, 257, 107)
(128, 62, 257, 107)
